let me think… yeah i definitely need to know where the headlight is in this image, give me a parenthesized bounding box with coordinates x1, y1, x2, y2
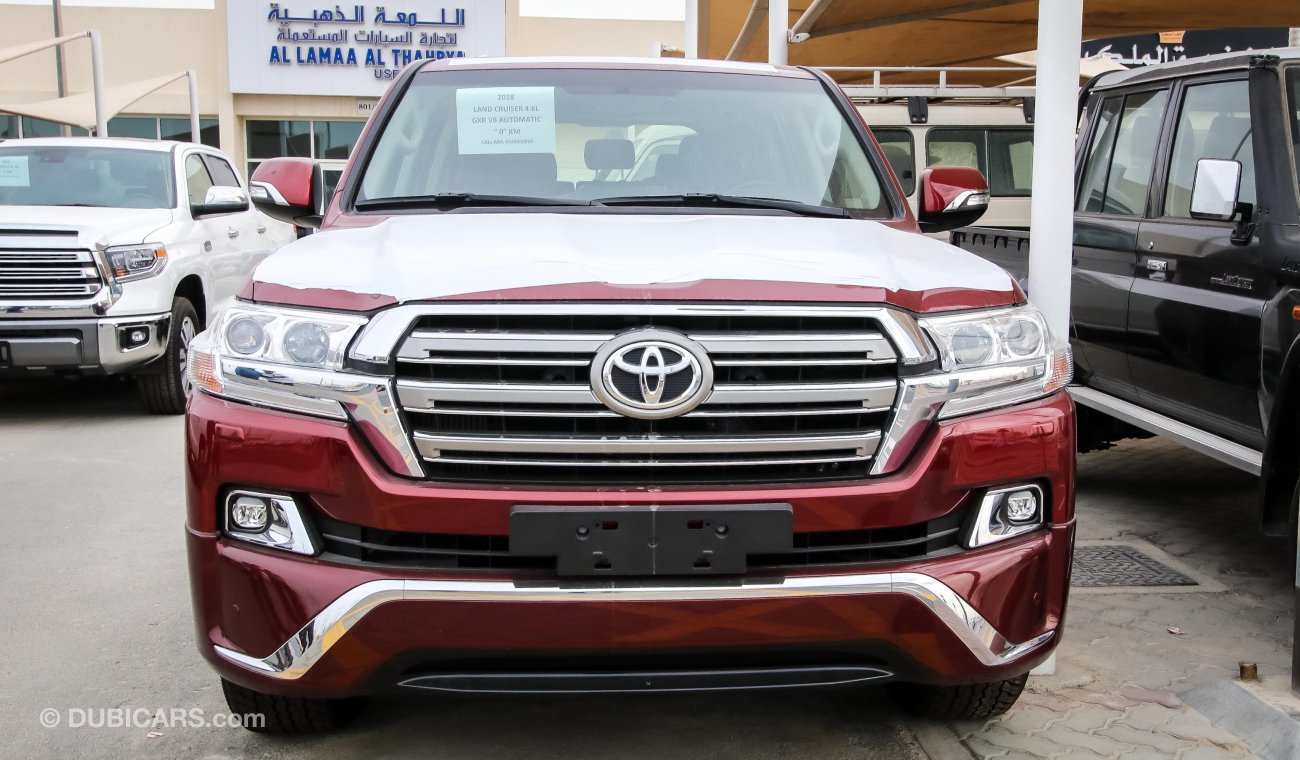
(187, 302, 425, 477)
(871, 305, 1071, 474)
(213, 303, 365, 370)
(918, 306, 1072, 419)
(187, 302, 370, 419)
(924, 309, 1050, 371)
(105, 244, 166, 282)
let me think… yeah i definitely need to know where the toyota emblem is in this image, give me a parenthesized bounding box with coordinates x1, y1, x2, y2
(591, 329, 714, 420)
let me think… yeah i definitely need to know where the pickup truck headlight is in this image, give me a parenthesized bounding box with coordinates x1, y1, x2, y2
(105, 244, 167, 282)
(918, 306, 1072, 419)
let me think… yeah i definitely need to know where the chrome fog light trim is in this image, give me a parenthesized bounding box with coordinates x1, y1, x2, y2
(963, 484, 1045, 549)
(223, 490, 319, 556)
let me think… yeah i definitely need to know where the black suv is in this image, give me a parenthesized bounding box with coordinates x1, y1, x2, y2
(955, 50, 1300, 538)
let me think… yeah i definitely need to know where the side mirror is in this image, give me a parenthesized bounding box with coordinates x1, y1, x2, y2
(918, 166, 989, 234)
(1190, 158, 1242, 222)
(248, 158, 324, 229)
(192, 186, 249, 218)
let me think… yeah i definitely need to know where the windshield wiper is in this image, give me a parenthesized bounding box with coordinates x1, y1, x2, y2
(591, 193, 848, 219)
(355, 192, 586, 211)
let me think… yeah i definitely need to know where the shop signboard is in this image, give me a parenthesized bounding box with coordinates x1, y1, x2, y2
(1082, 28, 1290, 67)
(227, 0, 506, 96)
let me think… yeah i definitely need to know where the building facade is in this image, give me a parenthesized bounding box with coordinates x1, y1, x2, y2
(0, 0, 684, 187)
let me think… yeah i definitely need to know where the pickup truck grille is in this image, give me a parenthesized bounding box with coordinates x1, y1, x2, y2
(0, 229, 102, 300)
(392, 308, 902, 485)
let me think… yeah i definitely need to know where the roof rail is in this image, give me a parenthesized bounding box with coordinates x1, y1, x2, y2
(816, 66, 1035, 103)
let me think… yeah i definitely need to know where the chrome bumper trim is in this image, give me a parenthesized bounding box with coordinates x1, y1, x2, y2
(212, 572, 1056, 680)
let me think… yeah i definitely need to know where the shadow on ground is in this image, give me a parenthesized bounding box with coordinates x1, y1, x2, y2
(0, 376, 157, 421)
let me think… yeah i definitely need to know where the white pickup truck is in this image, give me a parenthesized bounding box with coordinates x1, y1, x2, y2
(0, 137, 295, 413)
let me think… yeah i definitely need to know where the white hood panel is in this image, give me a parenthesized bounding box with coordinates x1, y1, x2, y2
(253, 213, 1016, 305)
(0, 206, 175, 246)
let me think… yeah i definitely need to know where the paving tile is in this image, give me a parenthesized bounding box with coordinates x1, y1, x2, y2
(1096, 718, 1199, 754)
(1041, 725, 1131, 756)
(975, 725, 1065, 757)
(951, 438, 1288, 760)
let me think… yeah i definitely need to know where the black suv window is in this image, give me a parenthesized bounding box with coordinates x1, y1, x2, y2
(1076, 89, 1169, 215)
(1164, 80, 1255, 218)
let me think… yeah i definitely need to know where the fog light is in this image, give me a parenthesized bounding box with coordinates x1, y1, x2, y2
(963, 484, 1046, 549)
(1004, 490, 1039, 523)
(119, 325, 151, 350)
(223, 490, 319, 555)
(229, 495, 270, 532)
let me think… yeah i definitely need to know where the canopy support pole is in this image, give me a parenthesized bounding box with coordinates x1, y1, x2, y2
(88, 29, 106, 136)
(685, 0, 699, 58)
(1026, 0, 1081, 343)
(187, 69, 200, 142)
(768, 0, 787, 64)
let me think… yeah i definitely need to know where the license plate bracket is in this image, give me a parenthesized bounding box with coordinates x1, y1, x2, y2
(510, 504, 793, 577)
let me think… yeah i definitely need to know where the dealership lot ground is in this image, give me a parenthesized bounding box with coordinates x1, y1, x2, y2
(1, 377, 1295, 759)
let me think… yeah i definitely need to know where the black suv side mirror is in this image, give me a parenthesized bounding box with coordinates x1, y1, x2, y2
(1189, 158, 1241, 222)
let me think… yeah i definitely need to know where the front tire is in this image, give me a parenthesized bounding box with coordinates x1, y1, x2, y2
(220, 679, 363, 734)
(137, 297, 198, 415)
(889, 673, 1028, 720)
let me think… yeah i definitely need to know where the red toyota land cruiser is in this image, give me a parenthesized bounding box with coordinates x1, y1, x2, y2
(185, 57, 1075, 733)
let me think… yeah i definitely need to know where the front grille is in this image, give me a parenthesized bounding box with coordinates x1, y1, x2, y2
(0, 229, 102, 300)
(315, 510, 965, 573)
(392, 307, 902, 485)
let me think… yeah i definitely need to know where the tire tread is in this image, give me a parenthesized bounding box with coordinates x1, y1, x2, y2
(890, 673, 1028, 721)
(220, 679, 360, 734)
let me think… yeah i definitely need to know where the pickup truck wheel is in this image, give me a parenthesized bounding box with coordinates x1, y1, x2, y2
(136, 297, 198, 415)
(889, 673, 1028, 720)
(220, 679, 362, 734)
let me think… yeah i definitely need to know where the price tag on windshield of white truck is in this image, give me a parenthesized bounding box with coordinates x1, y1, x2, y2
(456, 87, 557, 155)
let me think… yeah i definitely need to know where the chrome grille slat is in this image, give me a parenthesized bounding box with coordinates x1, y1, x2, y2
(429, 454, 871, 468)
(407, 404, 886, 418)
(399, 356, 591, 367)
(390, 306, 905, 485)
(396, 379, 897, 408)
(0, 231, 102, 301)
(414, 432, 881, 457)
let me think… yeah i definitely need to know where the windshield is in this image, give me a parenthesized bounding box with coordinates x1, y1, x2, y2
(357, 67, 892, 217)
(0, 146, 174, 209)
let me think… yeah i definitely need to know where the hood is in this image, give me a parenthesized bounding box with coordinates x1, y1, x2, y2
(250, 213, 1021, 313)
(0, 206, 175, 246)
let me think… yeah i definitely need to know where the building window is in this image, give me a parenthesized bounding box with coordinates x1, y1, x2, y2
(20, 117, 89, 138)
(246, 119, 365, 197)
(160, 118, 220, 148)
(102, 115, 219, 147)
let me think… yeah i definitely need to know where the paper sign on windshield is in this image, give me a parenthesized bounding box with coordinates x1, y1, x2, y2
(456, 87, 556, 155)
(0, 156, 30, 187)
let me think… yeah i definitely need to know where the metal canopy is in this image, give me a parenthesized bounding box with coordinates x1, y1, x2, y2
(0, 70, 201, 139)
(705, 0, 1300, 80)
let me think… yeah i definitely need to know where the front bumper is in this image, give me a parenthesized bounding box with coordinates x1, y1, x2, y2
(0, 313, 169, 375)
(186, 390, 1076, 698)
